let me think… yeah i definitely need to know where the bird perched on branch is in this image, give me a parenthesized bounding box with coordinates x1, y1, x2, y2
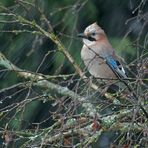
(78, 22, 126, 88)
(78, 22, 148, 118)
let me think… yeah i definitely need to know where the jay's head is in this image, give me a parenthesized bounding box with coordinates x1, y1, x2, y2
(78, 22, 105, 46)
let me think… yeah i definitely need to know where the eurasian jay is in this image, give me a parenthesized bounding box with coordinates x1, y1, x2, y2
(78, 22, 127, 81)
(78, 22, 148, 118)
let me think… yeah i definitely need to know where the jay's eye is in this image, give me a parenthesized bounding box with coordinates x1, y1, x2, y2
(92, 32, 96, 36)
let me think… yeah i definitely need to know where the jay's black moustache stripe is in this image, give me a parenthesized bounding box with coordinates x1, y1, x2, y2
(77, 33, 96, 41)
(87, 36, 96, 41)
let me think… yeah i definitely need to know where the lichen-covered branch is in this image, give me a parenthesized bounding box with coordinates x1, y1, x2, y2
(0, 52, 98, 118)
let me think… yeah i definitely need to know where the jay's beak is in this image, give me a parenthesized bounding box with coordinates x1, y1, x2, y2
(77, 33, 88, 39)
